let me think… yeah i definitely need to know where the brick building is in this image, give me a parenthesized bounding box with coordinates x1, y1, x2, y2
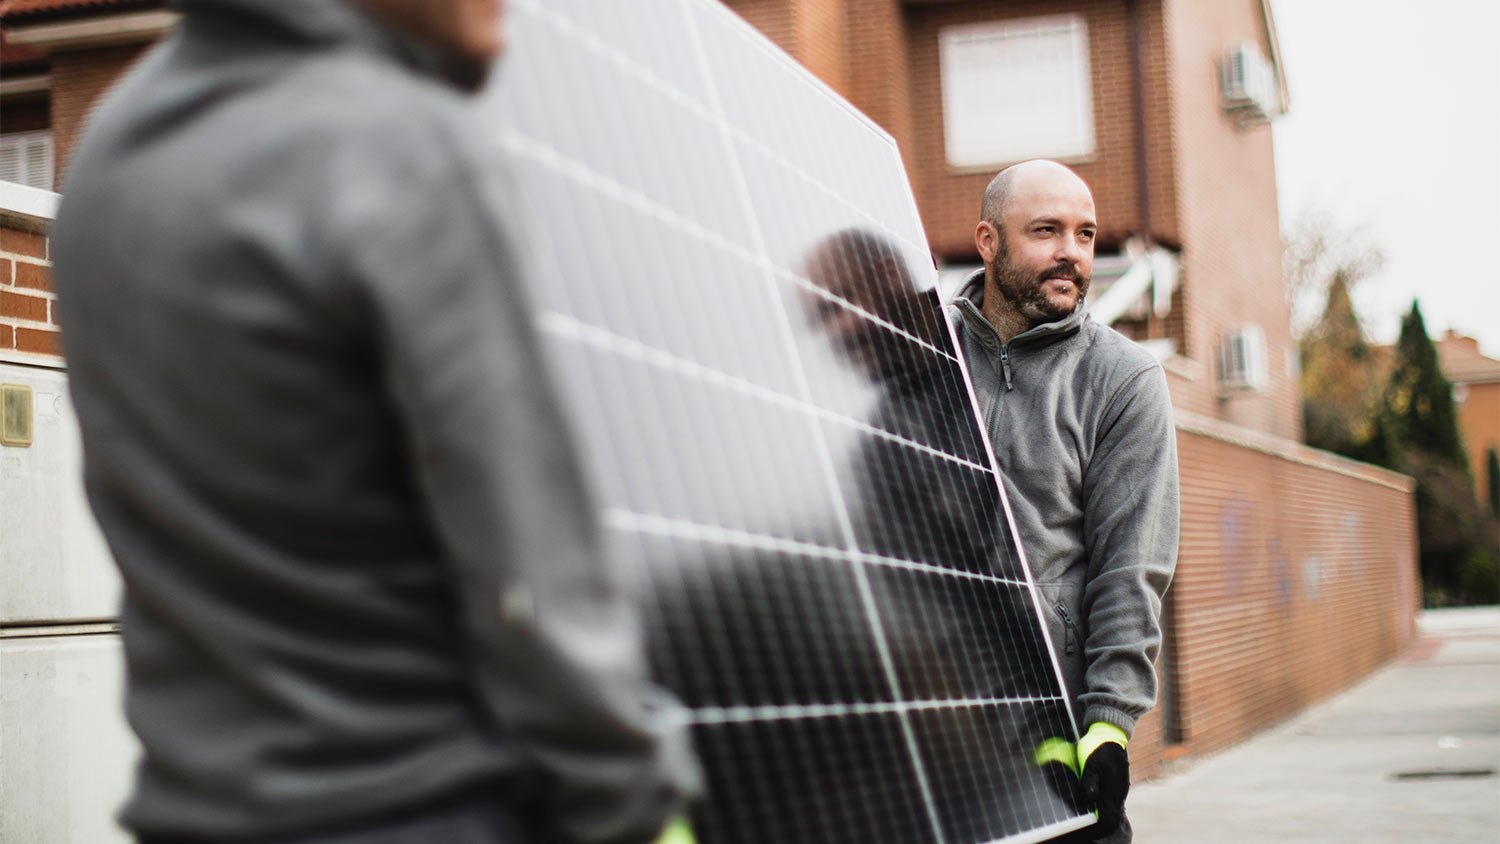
(1435, 330, 1500, 512)
(2, 1, 1419, 838)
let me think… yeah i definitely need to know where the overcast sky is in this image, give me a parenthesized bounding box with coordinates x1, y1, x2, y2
(1269, 0, 1500, 357)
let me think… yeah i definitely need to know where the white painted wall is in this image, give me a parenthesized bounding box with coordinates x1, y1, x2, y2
(2, 189, 137, 844)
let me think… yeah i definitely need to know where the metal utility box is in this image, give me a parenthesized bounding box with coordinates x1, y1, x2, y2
(0, 363, 119, 624)
(2, 362, 135, 843)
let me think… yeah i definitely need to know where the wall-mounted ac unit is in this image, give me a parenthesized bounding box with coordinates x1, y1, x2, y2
(1220, 43, 1278, 124)
(1219, 324, 1269, 393)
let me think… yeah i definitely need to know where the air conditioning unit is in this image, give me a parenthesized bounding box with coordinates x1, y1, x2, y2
(1220, 43, 1278, 124)
(1219, 324, 1269, 393)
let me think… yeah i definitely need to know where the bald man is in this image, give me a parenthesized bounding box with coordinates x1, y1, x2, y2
(949, 161, 1180, 844)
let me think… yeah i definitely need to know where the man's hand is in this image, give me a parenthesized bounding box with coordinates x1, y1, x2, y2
(1077, 722, 1130, 836)
(1033, 735, 1084, 809)
(652, 816, 697, 844)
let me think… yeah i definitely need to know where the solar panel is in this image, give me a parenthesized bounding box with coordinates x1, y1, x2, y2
(481, 2, 1095, 842)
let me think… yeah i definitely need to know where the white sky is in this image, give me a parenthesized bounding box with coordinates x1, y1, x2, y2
(1270, 0, 1500, 357)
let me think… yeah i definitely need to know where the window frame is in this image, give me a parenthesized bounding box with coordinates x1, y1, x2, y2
(937, 14, 1098, 172)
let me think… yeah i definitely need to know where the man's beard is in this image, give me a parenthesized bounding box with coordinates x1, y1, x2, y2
(989, 240, 1090, 325)
(442, 52, 495, 93)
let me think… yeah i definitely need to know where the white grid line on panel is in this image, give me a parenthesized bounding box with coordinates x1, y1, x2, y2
(497, 127, 762, 265)
(768, 264, 957, 363)
(689, 696, 1067, 726)
(604, 509, 1029, 592)
(540, 312, 991, 476)
(500, 127, 957, 367)
(520, 0, 928, 262)
(679, 6, 948, 841)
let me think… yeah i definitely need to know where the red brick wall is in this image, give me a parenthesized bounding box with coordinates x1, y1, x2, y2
(1124, 666, 1169, 780)
(1108, 418, 1418, 782)
(1162, 0, 1300, 439)
(49, 42, 151, 184)
(905, 0, 1179, 257)
(1164, 413, 1419, 757)
(0, 220, 62, 361)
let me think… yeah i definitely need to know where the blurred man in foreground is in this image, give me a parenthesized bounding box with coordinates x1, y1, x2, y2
(52, 1, 697, 841)
(949, 160, 1179, 843)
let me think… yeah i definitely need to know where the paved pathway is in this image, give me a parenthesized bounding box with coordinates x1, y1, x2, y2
(1128, 607, 1500, 843)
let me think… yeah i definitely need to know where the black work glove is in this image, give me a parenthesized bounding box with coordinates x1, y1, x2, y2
(1079, 741, 1130, 837)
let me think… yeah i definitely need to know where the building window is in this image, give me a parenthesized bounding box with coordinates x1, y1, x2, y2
(0, 131, 55, 191)
(938, 14, 1095, 169)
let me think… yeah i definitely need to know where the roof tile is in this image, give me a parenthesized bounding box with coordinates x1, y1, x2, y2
(1437, 333, 1500, 385)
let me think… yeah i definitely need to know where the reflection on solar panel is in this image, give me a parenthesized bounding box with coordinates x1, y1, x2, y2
(482, 2, 1095, 842)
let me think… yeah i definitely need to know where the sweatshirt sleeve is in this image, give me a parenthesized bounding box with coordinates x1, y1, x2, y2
(345, 156, 700, 843)
(1078, 361, 1180, 736)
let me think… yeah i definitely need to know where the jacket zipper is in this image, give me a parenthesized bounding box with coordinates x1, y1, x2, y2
(1055, 602, 1078, 656)
(999, 343, 1014, 391)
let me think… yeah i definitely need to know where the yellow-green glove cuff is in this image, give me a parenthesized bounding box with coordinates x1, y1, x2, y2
(1033, 736, 1079, 774)
(1077, 721, 1129, 770)
(653, 816, 697, 844)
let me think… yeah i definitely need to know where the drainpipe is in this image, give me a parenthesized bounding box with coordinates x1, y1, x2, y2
(1127, 0, 1152, 246)
(1126, 0, 1157, 338)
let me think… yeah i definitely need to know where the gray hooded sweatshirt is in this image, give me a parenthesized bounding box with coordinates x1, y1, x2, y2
(51, 2, 696, 841)
(949, 271, 1179, 737)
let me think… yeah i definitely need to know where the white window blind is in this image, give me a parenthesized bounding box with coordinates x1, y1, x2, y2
(0, 132, 55, 191)
(939, 15, 1095, 168)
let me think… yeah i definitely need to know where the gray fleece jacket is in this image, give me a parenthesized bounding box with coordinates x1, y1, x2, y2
(52, 2, 696, 841)
(949, 272, 1179, 737)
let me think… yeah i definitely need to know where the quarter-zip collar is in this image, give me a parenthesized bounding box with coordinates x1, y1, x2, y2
(951, 268, 1088, 390)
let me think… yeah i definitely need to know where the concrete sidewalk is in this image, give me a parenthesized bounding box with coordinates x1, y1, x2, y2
(1128, 607, 1500, 843)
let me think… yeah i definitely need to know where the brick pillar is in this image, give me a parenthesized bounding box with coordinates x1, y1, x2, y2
(725, 0, 916, 188)
(843, 0, 915, 180)
(725, 0, 848, 92)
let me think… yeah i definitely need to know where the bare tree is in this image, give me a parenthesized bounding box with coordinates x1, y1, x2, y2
(1283, 205, 1385, 338)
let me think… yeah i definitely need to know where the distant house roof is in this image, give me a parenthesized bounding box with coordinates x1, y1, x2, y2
(0, 27, 46, 70)
(1437, 331, 1500, 386)
(1, 0, 167, 72)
